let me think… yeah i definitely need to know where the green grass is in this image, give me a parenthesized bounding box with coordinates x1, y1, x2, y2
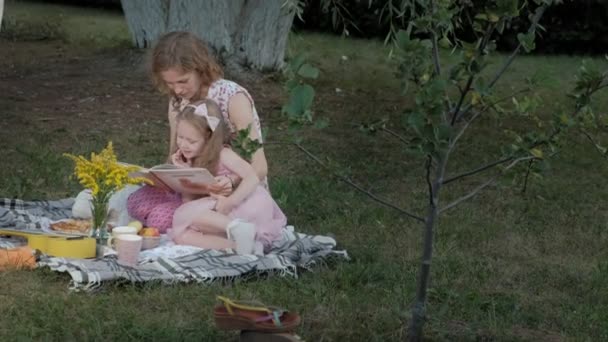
(1, 1, 608, 341)
(1, 0, 131, 48)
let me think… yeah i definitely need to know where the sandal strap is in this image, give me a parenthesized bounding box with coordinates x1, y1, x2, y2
(217, 295, 276, 315)
(253, 310, 285, 327)
(272, 310, 283, 327)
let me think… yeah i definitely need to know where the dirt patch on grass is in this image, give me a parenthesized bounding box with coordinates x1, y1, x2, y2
(0, 38, 288, 152)
(0, 37, 409, 191)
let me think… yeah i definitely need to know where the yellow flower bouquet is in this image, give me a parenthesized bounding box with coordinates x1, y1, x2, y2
(64, 142, 148, 242)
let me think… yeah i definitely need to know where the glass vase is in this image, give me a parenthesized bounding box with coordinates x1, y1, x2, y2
(90, 196, 110, 247)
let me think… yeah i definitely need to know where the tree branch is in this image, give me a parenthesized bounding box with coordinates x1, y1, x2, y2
(581, 129, 608, 160)
(449, 87, 531, 151)
(442, 156, 513, 185)
(521, 159, 534, 193)
(265, 141, 426, 222)
(487, 5, 547, 89)
(381, 127, 410, 145)
(450, 21, 497, 126)
(450, 109, 481, 150)
(455, 87, 531, 124)
(451, 76, 474, 125)
(486, 88, 531, 109)
(530, 81, 608, 151)
(426, 155, 433, 206)
(446, 90, 535, 181)
(439, 156, 536, 213)
(428, 0, 455, 120)
(430, 8, 441, 76)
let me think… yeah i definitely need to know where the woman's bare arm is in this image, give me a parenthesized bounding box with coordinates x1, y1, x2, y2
(167, 102, 179, 162)
(228, 93, 268, 181)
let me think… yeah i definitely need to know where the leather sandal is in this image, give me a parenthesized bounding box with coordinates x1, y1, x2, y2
(240, 330, 303, 342)
(214, 296, 301, 333)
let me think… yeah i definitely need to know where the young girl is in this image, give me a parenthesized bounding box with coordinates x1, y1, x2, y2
(127, 31, 269, 233)
(169, 99, 286, 255)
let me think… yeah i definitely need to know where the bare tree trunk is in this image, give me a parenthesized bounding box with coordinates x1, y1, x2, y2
(0, 0, 4, 31)
(166, 1, 239, 48)
(120, 0, 295, 70)
(120, 0, 169, 48)
(408, 155, 448, 342)
(231, 0, 295, 70)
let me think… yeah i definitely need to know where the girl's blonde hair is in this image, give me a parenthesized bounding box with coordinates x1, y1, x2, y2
(151, 31, 224, 96)
(174, 99, 229, 174)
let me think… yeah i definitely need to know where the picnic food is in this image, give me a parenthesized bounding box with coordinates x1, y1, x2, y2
(127, 220, 143, 233)
(50, 219, 92, 234)
(139, 227, 160, 237)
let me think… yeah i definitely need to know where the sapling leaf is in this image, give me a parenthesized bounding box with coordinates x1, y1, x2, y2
(297, 63, 320, 79)
(529, 148, 543, 159)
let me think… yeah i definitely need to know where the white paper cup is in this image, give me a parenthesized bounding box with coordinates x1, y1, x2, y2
(107, 226, 138, 247)
(115, 234, 142, 266)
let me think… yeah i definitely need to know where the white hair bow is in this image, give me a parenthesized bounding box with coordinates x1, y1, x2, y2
(187, 104, 220, 131)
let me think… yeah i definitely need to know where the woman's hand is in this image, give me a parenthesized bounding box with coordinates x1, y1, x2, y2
(171, 149, 190, 168)
(211, 193, 236, 215)
(179, 178, 211, 195)
(210, 176, 233, 196)
(179, 176, 233, 196)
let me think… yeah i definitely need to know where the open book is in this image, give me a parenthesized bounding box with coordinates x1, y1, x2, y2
(124, 163, 217, 194)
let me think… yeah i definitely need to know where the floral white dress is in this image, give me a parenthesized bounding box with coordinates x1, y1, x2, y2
(169, 79, 263, 142)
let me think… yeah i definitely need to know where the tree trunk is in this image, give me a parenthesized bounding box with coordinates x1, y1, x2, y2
(408, 154, 449, 341)
(120, 0, 169, 48)
(0, 0, 4, 31)
(120, 0, 295, 70)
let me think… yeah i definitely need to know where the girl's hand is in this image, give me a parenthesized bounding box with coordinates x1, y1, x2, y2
(210, 193, 236, 215)
(209, 176, 233, 196)
(171, 149, 190, 168)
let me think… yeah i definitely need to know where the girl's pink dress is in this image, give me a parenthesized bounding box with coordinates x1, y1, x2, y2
(179, 162, 286, 248)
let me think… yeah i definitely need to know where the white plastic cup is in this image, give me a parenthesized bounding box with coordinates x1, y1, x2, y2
(107, 226, 138, 248)
(115, 234, 143, 266)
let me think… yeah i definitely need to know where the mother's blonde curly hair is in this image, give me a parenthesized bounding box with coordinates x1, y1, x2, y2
(151, 31, 224, 97)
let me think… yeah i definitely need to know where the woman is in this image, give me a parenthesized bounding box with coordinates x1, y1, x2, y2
(127, 31, 268, 233)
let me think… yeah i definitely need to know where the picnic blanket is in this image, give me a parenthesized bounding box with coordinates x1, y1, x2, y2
(0, 198, 348, 291)
(0, 198, 75, 230)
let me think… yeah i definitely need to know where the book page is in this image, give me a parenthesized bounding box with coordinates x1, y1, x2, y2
(118, 161, 145, 170)
(120, 163, 169, 190)
(151, 168, 216, 194)
(120, 162, 216, 193)
(149, 164, 178, 170)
